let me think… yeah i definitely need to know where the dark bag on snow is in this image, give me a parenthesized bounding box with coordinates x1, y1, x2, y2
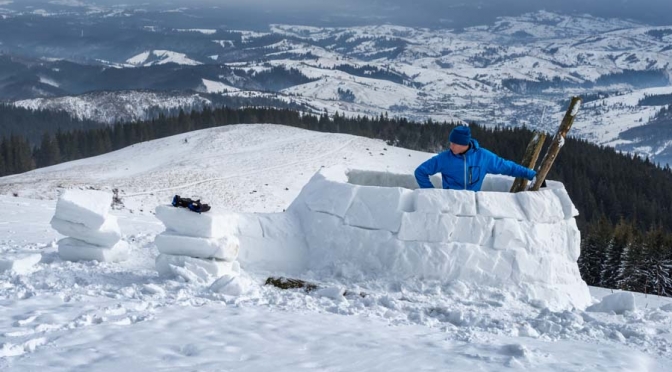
(172, 195, 211, 214)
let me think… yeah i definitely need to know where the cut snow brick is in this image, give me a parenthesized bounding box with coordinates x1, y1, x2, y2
(57, 238, 129, 262)
(452, 215, 494, 245)
(398, 212, 457, 242)
(155, 205, 238, 238)
(517, 189, 565, 223)
(154, 231, 239, 261)
(50, 215, 121, 247)
(344, 186, 405, 232)
(258, 213, 303, 239)
(476, 192, 527, 220)
(414, 189, 477, 215)
(54, 189, 112, 229)
(156, 254, 240, 283)
(295, 178, 358, 218)
(492, 218, 527, 250)
(0, 253, 42, 275)
(237, 235, 308, 275)
(553, 188, 580, 219)
(565, 219, 582, 262)
(235, 213, 263, 237)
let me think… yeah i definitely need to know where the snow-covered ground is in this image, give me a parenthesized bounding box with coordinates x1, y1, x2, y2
(126, 50, 202, 67)
(1, 125, 671, 370)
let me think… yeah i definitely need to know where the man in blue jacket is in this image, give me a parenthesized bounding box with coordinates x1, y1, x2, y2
(414, 126, 536, 191)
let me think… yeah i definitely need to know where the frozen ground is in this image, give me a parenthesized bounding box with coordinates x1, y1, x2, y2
(1, 125, 671, 370)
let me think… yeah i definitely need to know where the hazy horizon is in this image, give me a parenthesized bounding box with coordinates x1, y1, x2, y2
(8, 0, 672, 28)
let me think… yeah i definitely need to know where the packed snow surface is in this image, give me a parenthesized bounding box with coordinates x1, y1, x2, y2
(1, 125, 671, 370)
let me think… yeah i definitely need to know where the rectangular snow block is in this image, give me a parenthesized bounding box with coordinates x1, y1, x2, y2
(480, 175, 514, 192)
(526, 221, 574, 260)
(237, 235, 308, 274)
(50, 215, 121, 247)
(54, 189, 112, 230)
(476, 192, 527, 221)
(258, 213, 303, 238)
(155, 254, 240, 283)
(552, 188, 580, 219)
(451, 215, 495, 246)
(0, 253, 42, 275)
(58, 238, 129, 262)
(236, 213, 264, 237)
(344, 186, 405, 232)
(347, 169, 421, 189)
(517, 190, 565, 223)
(155, 205, 238, 238)
(511, 249, 555, 285)
(492, 218, 528, 250)
(385, 241, 458, 279)
(155, 232, 239, 261)
(398, 212, 457, 242)
(566, 219, 582, 262)
(414, 189, 477, 216)
(296, 178, 358, 218)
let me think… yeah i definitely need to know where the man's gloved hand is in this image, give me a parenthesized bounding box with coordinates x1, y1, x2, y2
(527, 169, 537, 181)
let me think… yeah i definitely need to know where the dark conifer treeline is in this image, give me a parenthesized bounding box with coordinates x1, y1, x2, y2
(1, 105, 672, 295)
(0, 104, 104, 143)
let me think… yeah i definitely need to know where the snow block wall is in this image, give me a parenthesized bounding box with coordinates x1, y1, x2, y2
(226, 167, 590, 310)
(52, 190, 128, 262)
(154, 206, 242, 284)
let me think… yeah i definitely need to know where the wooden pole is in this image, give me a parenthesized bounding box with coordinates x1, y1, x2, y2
(530, 96, 582, 191)
(510, 131, 547, 193)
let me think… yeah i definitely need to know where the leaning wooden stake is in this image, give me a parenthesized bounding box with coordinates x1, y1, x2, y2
(530, 96, 582, 191)
(510, 130, 547, 193)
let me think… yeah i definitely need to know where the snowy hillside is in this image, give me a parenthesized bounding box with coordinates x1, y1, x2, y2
(125, 50, 203, 67)
(14, 91, 211, 124)
(1, 125, 671, 370)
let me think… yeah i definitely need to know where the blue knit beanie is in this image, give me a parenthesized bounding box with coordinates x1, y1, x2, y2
(449, 126, 471, 146)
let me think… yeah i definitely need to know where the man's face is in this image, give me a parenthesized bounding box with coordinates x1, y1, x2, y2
(450, 142, 469, 154)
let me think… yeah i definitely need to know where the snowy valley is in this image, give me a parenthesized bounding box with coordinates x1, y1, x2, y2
(1, 7, 672, 164)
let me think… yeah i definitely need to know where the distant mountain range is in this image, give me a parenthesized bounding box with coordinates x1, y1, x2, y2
(1, 5, 671, 164)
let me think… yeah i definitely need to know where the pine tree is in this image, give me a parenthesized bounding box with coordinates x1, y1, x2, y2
(602, 219, 633, 289)
(642, 226, 672, 296)
(619, 228, 647, 292)
(578, 215, 613, 286)
(36, 132, 61, 167)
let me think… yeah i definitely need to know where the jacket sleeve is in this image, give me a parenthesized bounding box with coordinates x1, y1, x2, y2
(485, 151, 536, 180)
(415, 155, 440, 188)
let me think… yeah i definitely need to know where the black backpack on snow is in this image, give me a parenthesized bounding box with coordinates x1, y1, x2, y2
(172, 195, 211, 213)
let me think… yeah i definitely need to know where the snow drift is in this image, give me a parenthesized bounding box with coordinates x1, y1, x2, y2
(192, 167, 590, 310)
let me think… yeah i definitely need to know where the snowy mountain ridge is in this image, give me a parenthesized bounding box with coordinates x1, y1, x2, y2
(4, 10, 671, 163)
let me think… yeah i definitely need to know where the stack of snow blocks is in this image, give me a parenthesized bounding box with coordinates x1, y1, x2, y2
(51, 189, 128, 262)
(224, 166, 592, 311)
(154, 205, 241, 283)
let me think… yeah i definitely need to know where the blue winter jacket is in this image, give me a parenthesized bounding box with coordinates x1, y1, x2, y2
(414, 139, 536, 191)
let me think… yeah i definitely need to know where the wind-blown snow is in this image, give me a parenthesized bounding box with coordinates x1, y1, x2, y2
(1, 125, 671, 370)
